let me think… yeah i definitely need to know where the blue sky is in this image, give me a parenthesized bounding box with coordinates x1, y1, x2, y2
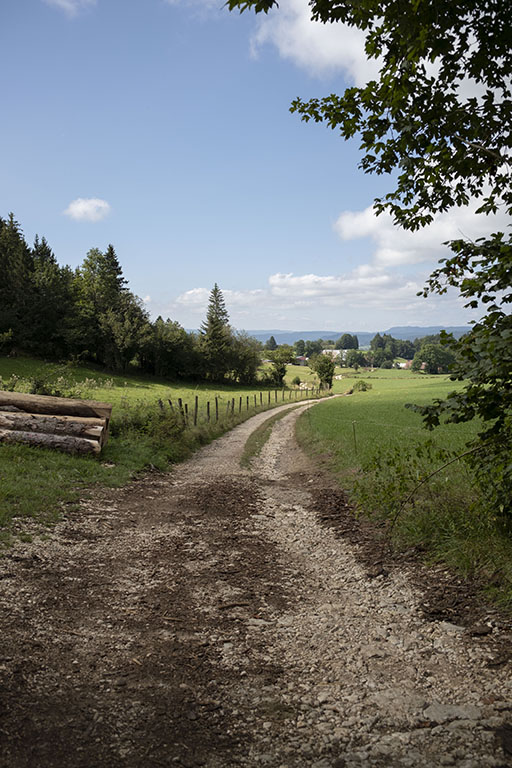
(1, 0, 502, 331)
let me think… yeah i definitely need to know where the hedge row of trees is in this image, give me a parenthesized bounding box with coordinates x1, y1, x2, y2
(0, 214, 262, 383)
(267, 330, 453, 372)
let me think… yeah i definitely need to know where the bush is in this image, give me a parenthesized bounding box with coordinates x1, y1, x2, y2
(291, 375, 301, 386)
(353, 380, 372, 392)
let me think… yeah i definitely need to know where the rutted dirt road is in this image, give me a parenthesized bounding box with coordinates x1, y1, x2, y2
(1, 401, 511, 767)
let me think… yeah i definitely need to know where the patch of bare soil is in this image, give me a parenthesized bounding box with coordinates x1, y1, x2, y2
(1, 400, 511, 767)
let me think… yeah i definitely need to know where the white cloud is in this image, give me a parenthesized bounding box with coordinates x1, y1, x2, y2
(251, 0, 379, 85)
(63, 197, 111, 222)
(154, 259, 476, 330)
(142, 295, 151, 304)
(171, 268, 427, 322)
(175, 286, 266, 312)
(44, 0, 96, 17)
(335, 204, 510, 269)
(267, 269, 422, 312)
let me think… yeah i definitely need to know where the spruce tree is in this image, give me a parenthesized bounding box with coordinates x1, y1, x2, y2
(200, 284, 232, 381)
(0, 214, 34, 350)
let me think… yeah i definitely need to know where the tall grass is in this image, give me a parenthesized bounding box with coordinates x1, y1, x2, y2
(296, 368, 512, 608)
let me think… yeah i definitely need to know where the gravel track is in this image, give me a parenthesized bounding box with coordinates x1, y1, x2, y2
(0, 400, 511, 767)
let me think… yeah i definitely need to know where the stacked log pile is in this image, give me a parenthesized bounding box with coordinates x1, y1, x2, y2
(0, 391, 112, 455)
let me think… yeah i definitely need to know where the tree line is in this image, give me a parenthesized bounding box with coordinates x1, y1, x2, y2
(265, 331, 455, 373)
(0, 214, 263, 384)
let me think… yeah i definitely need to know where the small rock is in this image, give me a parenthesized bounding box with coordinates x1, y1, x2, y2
(423, 702, 481, 723)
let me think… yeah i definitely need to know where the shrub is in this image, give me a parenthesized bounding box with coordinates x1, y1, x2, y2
(353, 380, 372, 392)
(291, 375, 301, 386)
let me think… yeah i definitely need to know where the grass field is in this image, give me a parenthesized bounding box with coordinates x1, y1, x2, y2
(0, 356, 326, 538)
(298, 367, 475, 477)
(0, 357, 320, 412)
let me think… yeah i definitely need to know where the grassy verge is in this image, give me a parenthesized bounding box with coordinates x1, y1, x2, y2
(240, 404, 303, 468)
(296, 369, 512, 609)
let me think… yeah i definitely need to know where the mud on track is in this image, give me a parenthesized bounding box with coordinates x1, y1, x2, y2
(1, 401, 511, 767)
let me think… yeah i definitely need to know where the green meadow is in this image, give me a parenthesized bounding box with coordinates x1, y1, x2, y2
(300, 367, 476, 473)
(0, 357, 318, 411)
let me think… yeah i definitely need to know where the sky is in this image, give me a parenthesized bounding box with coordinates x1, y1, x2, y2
(1, 0, 504, 332)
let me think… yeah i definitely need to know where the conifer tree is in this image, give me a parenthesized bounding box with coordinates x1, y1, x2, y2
(200, 284, 232, 381)
(0, 214, 34, 350)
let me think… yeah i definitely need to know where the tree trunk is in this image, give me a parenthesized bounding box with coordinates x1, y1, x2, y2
(0, 429, 101, 455)
(0, 391, 112, 422)
(0, 412, 107, 444)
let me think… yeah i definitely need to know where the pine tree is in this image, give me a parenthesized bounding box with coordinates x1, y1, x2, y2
(77, 245, 129, 363)
(30, 235, 76, 357)
(200, 284, 232, 381)
(0, 214, 35, 350)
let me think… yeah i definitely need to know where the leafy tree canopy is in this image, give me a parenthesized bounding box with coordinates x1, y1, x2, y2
(310, 353, 336, 388)
(411, 342, 456, 375)
(336, 333, 358, 350)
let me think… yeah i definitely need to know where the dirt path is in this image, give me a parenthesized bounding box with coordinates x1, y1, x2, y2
(1, 401, 511, 767)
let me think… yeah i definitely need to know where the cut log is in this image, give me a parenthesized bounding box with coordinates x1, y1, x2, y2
(0, 429, 101, 455)
(0, 413, 106, 443)
(0, 391, 112, 422)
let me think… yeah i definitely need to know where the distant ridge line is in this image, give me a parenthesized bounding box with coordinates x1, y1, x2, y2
(235, 326, 470, 345)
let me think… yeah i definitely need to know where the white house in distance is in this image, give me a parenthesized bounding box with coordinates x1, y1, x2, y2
(321, 349, 340, 359)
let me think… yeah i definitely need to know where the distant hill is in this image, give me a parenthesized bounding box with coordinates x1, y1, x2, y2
(241, 326, 469, 346)
(384, 326, 469, 342)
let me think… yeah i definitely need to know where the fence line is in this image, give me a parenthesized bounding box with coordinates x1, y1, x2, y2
(159, 388, 330, 429)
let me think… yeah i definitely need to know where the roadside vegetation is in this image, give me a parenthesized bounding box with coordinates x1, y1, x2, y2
(296, 369, 512, 608)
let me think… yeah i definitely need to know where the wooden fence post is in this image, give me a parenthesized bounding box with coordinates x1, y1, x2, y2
(254, 394, 257, 408)
(231, 398, 235, 414)
(168, 398, 174, 412)
(184, 403, 189, 424)
(239, 397, 242, 414)
(246, 396, 249, 411)
(260, 392, 263, 405)
(207, 401, 210, 422)
(215, 396, 219, 422)
(274, 390, 278, 403)
(178, 398, 185, 425)
(158, 399, 164, 411)
(194, 396, 198, 426)
(268, 391, 271, 405)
